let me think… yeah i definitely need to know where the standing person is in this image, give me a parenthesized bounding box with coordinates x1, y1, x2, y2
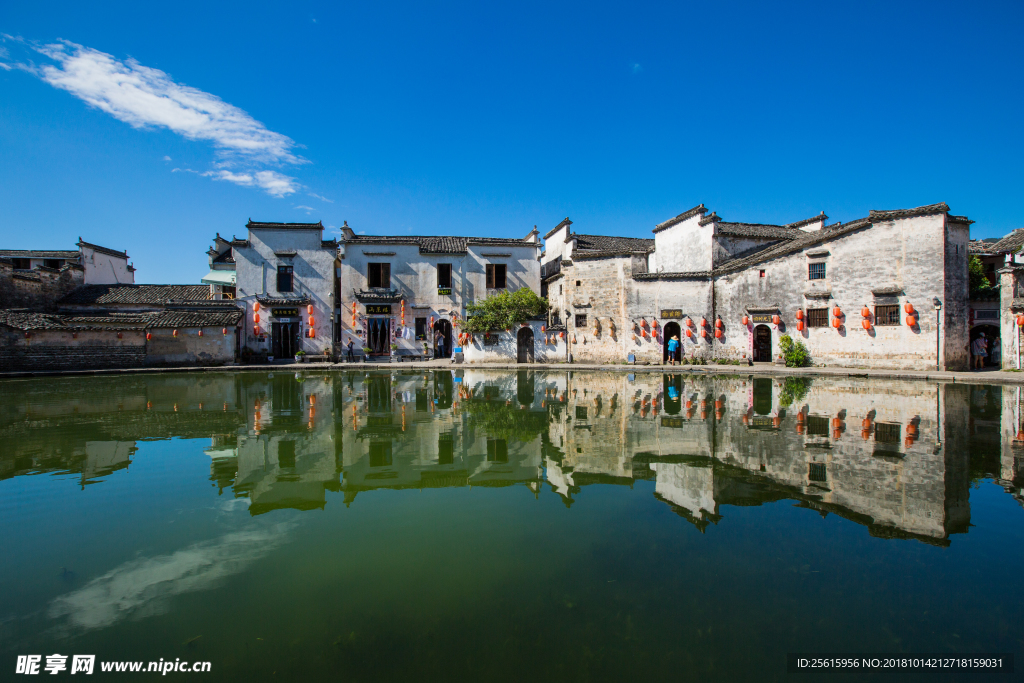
(436, 333, 446, 359)
(972, 333, 988, 370)
(346, 339, 355, 362)
(667, 335, 680, 366)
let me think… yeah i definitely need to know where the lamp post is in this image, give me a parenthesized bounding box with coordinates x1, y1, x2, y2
(933, 298, 942, 371)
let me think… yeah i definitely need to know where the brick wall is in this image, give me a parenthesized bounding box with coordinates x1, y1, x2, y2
(0, 344, 146, 371)
(0, 261, 85, 311)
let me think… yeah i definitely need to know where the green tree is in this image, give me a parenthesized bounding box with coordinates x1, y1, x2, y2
(462, 288, 548, 334)
(778, 334, 811, 367)
(968, 255, 993, 296)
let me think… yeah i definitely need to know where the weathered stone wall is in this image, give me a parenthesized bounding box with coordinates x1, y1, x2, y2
(145, 326, 237, 365)
(0, 327, 146, 371)
(999, 266, 1024, 369)
(943, 219, 971, 370)
(462, 321, 562, 363)
(650, 213, 712, 273)
(0, 261, 85, 311)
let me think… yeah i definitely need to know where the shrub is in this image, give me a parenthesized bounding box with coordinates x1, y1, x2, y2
(778, 334, 811, 367)
(779, 377, 812, 407)
(463, 288, 548, 334)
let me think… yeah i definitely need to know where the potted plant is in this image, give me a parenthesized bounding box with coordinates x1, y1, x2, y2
(362, 346, 372, 357)
(295, 349, 306, 363)
(423, 342, 430, 359)
(390, 343, 399, 362)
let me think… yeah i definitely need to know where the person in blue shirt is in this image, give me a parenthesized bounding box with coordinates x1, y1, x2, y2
(667, 335, 680, 365)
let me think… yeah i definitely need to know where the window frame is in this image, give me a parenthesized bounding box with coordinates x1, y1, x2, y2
(808, 262, 827, 280)
(276, 265, 294, 292)
(575, 314, 587, 328)
(486, 263, 507, 289)
(415, 317, 427, 341)
(874, 304, 900, 326)
(437, 263, 452, 288)
(807, 308, 829, 328)
(367, 262, 391, 289)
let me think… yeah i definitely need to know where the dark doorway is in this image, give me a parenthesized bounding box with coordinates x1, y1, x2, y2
(517, 327, 535, 363)
(753, 378, 773, 415)
(753, 324, 772, 362)
(663, 374, 683, 414)
(433, 319, 452, 358)
(970, 324, 1001, 367)
(367, 318, 391, 355)
(272, 322, 299, 358)
(663, 322, 682, 363)
(517, 370, 534, 406)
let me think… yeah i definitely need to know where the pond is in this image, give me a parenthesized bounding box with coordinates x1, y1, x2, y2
(1, 369, 1021, 681)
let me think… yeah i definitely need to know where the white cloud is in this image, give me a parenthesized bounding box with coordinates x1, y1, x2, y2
(308, 192, 334, 203)
(294, 205, 315, 211)
(3, 37, 308, 197)
(203, 169, 299, 197)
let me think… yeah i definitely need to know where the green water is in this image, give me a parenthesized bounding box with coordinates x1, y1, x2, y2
(1, 369, 1021, 681)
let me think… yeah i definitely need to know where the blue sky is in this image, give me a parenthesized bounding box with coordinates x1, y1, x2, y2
(2, 1, 1022, 284)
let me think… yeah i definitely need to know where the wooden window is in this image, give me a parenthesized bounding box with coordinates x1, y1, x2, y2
(808, 462, 827, 482)
(276, 265, 293, 292)
(874, 422, 901, 443)
(875, 305, 900, 326)
(11, 258, 30, 269)
(415, 317, 427, 340)
(221, 286, 236, 299)
(576, 280, 581, 287)
(437, 263, 452, 288)
(806, 416, 829, 436)
(807, 308, 829, 328)
(808, 262, 826, 280)
(575, 314, 587, 327)
(576, 406, 588, 420)
(759, 269, 765, 278)
(486, 264, 506, 289)
(486, 439, 508, 463)
(368, 263, 391, 288)
(44, 259, 63, 269)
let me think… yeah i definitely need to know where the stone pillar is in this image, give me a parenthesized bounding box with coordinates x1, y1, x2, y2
(998, 266, 1024, 370)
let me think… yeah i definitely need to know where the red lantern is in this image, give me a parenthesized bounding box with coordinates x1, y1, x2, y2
(1018, 316, 1024, 327)
(559, 331, 565, 339)
(797, 320, 805, 331)
(308, 329, 315, 338)
(146, 332, 152, 340)
(861, 306, 871, 318)
(832, 306, 841, 317)
(714, 329, 722, 339)
(742, 315, 749, 325)
(795, 310, 804, 320)
(308, 316, 315, 326)
(700, 317, 707, 327)
(222, 328, 228, 335)
(701, 329, 708, 338)
(254, 313, 260, 323)
(254, 302, 260, 312)
(541, 325, 546, 332)
(862, 319, 871, 330)
(906, 315, 916, 326)
(686, 329, 693, 338)
(198, 329, 203, 337)
(117, 332, 123, 339)
(904, 302, 914, 314)
(307, 304, 313, 315)
(772, 315, 780, 325)
(652, 319, 659, 329)
(715, 318, 723, 329)
(833, 429, 842, 440)
(686, 318, 695, 328)
(253, 326, 259, 336)
(832, 318, 841, 328)
(173, 329, 179, 337)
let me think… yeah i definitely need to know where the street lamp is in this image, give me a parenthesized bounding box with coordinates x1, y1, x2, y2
(933, 298, 942, 371)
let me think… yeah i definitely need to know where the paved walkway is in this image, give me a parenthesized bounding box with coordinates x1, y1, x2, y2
(1, 359, 1022, 385)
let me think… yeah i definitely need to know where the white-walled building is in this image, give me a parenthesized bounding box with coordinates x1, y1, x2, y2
(233, 221, 338, 359)
(336, 223, 544, 361)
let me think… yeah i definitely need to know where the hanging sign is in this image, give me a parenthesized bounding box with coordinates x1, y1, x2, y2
(272, 308, 298, 317)
(750, 314, 774, 324)
(366, 305, 392, 315)
(660, 309, 683, 319)
(437, 287, 452, 296)
(661, 417, 684, 428)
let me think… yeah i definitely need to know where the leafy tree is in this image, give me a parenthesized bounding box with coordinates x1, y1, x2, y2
(968, 255, 994, 296)
(778, 334, 811, 367)
(462, 288, 548, 334)
(779, 377, 812, 407)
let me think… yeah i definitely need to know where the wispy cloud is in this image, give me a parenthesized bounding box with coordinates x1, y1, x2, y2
(294, 205, 315, 211)
(162, 155, 171, 161)
(631, 63, 643, 74)
(2, 36, 306, 197)
(308, 192, 334, 203)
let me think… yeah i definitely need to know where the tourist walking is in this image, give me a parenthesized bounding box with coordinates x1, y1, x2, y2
(972, 333, 988, 370)
(667, 335, 680, 365)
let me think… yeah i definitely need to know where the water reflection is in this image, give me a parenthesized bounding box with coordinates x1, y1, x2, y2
(2, 370, 1023, 544)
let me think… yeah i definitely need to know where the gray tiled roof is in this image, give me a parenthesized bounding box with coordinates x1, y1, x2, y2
(653, 205, 707, 233)
(573, 234, 655, 253)
(59, 285, 211, 305)
(346, 235, 538, 254)
(212, 250, 235, 264)
(716, 223, 801, 240)
(247, 220, 324, 230)
(0, 250, 80, 259)
(785, 213, 828, 229)
(76, 240, 129, 259)
(146, 309, 243, 328)
(990, 229, 1024, 254)
(634, 271, 713, 280)
(0, 310, 69, 331)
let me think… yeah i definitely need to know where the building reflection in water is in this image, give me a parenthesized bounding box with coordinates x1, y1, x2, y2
(2, 369, 1024, 545)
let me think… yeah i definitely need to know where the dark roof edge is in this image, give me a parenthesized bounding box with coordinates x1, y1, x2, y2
(653, 204, 707, 233)
(543, 217, 573, 240)
(76, 239, 129, 259)
(634, 271, 712, 280)
(785, 212, 828, 229)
